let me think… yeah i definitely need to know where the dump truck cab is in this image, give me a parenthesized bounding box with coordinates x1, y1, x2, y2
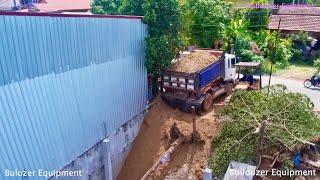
(161, 50, 237, 114)
(224, 54, 237, 82)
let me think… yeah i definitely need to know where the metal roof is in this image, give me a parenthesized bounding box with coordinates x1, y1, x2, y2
(33, 0, 92, 12)
(0, 11, 144, 19)
(234, 62, 261, 68)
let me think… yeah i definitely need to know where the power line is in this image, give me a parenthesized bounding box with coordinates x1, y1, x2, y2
(190, 24, 269, 27)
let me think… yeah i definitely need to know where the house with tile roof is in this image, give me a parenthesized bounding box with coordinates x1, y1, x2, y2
(32, 0, 92, 12)
(269, 7, 320, 37)
(2, 0, 92, 12)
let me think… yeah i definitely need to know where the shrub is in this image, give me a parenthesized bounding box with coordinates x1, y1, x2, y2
(314, 58, 320, 71)
(291, 31, 309, 47)
(291, 48, 304, 63)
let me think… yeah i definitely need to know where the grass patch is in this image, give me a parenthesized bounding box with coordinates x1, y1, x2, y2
(274, 62, 317, 80)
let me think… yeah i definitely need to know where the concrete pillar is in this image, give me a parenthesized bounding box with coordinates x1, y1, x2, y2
(203, 168, 212, 180)
(102, 139, 113, 180)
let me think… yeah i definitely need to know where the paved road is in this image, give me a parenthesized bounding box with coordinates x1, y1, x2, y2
(261, 76, 320, 109)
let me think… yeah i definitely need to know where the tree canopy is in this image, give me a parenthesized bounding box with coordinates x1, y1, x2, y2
(143, 0, 182, 76)
(211, 85, 320, 175)
(119, 0, 145, 16)
(91, 0, 122, 14)
(245, 0, 269, 31)
(183, 0, 232, 48)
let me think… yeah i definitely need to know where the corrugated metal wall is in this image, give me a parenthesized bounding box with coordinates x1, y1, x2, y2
(0, 13, 147, 178)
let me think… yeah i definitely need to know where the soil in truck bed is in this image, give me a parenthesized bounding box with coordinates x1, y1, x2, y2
(167, 50, 220, 74)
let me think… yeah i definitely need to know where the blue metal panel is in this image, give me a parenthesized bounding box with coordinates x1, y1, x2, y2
(199, 61, 222, 88)
(0, 14, 147, 178)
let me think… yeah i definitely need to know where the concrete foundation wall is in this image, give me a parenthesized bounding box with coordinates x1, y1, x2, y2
(109, 113, 145, 178)
(53, 113, 145, 180)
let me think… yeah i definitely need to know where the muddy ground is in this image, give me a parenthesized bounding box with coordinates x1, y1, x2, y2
(117, 96, 224, 180)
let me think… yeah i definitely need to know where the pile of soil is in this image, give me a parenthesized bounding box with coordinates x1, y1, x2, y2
(167, 50, 219, 74)
(117, 96, 224, 180)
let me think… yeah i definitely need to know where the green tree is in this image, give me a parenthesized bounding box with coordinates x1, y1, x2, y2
(143, 0, 182, 76)
(307, 0, 320, 5)
(223, 10, 248, 53)
(119, 0, 145, 15)
(145, 35, 180, 73)
(185, 0, 232, 48)
(179, 1, 193, 47)
(245, 9, 269, 31)
(265, 32, 292, 92)
(143, 0, 181, 37)
(244, 0, 269, 31)
(234, 34, 252, 57)
(91, 0, 122, 14)
(211, 85, 320, 175)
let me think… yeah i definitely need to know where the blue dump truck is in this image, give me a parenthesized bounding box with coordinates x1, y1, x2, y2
(161, 49, 237, 114)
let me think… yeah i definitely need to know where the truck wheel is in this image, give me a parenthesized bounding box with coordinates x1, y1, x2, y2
(202, 93, 213, 112)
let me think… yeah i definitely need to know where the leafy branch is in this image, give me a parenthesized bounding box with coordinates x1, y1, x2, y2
(211, 85, 320, 176)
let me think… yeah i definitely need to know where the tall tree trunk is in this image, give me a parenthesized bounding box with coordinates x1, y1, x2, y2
(267, 63, 273, 95)
(259, 120, 268, 154)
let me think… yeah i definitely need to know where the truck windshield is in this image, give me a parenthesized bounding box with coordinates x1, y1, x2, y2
(231, 58, 237, 68)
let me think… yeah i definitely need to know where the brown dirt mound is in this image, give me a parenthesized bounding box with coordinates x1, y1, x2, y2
(117, 96, 224, 180)
(167, 50, 219, 74)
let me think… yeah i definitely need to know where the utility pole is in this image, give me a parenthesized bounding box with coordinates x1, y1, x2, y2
(268, 18, 281, 95)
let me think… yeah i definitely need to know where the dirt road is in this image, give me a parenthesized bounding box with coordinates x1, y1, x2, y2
(117, 97, 223, 180)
